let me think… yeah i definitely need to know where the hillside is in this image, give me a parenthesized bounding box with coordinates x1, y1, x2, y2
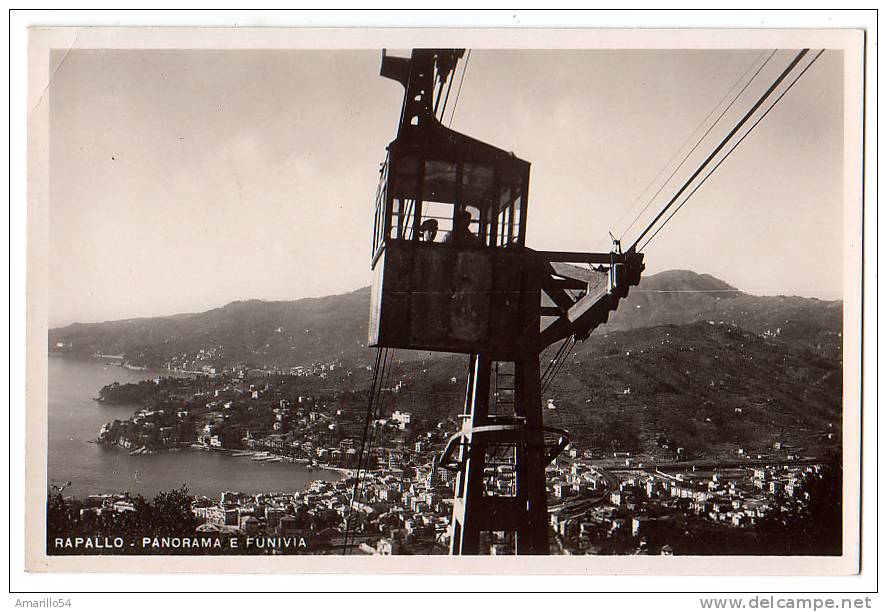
(49, 270, 842, 369)
(50, 288, 372, 370)
(545, 321, 842, 456)
(48, 269, 843, 457)
(601, 270, 842, 359)
(365, 321, 842, 457)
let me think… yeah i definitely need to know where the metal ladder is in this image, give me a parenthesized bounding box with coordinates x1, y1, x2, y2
(493, 361, 516, 416)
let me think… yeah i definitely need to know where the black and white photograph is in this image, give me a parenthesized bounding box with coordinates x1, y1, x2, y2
(19, 22, 868, 581)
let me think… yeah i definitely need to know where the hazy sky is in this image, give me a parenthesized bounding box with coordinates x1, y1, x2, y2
(49, 48, 844, 326)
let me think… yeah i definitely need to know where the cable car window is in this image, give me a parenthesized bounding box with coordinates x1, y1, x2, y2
(494, 185, 525, 247)
(510, 193, 524, 245)
(498, 185, 513, 210)
(398, 155, 421, 174)
(461, 162, 495, 202)
(418, 201, 454, 243)
(373, 201, 382, 253)
(371, 159, 389, 256)
(391, 198, 418, 240)
(503, 205, 514, 245)
(424, 160, 458, 202)
(443, 205, 484, 248)
(464, 204, 482, 241)
(391, 155, 420, 200)
(496, 187, 513, 247)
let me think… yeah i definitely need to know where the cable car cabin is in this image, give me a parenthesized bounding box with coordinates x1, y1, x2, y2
(368, 117, 540, 360)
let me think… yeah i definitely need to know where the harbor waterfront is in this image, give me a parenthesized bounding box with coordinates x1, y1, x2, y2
(48, 356, 344, 499)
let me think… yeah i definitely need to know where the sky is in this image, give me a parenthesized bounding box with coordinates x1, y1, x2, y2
(48, 48, 845, 326)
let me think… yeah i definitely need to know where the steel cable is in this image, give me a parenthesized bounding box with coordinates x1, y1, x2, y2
(629, 49, 811, 252)
(638, 50, 825, 252)
(617, 50, 777, 241)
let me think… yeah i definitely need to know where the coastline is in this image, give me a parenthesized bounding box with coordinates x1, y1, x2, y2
(187, 445, 354, 477)
(50, 354, 352, 501)
(50, 352, 204, 377)
(97, 438, 353, 478)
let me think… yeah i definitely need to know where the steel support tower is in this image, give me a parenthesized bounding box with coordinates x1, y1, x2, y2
(370, 49, 644, 555)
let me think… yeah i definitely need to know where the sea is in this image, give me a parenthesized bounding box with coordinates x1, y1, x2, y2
(47, 356, 344, 499)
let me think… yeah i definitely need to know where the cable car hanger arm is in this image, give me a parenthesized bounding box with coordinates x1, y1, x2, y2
(530, 246, 645, 350)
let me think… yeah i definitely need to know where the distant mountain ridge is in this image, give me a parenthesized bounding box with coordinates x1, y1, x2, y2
(602, 271, 841, 360)
(48, 270, 843, 457)
(48, 270, 841, 369)
(633, 269, 740, 292)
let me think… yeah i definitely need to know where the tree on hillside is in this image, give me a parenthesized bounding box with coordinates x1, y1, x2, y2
(47, 485, 201, 554)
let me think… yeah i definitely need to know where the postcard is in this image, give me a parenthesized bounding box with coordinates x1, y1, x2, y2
(24, 26, 865, 574)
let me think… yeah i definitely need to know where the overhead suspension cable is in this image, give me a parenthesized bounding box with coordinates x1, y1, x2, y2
(343, 346, 387, 553)
(362, 348, 396, 485)
(638, 49, 825, 252)
(436, 65, 456, 123)
(343, 347, 381, 553)
(628, 49, 811, 252)
(540, 337, 572, 391)
(346, 347, 394, 551)
(617, 49, 777, 241)
(447, 49, 471, 127)
(542, 336, 578, 395)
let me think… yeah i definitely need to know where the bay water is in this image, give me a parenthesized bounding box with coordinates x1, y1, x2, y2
(47, 356, 343, 499)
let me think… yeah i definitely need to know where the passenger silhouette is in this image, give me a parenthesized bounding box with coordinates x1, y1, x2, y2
(443, 210, 482, 248)
(418, 218, 438, 242)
